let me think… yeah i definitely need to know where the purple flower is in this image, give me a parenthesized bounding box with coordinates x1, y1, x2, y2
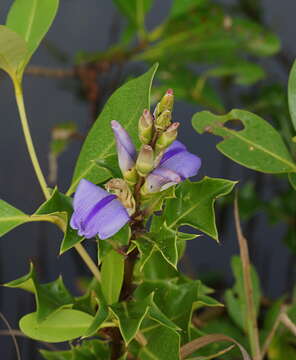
(70, 179, 129, 239)
(111, 120, 137, 174)
(145, 140, 201, 193)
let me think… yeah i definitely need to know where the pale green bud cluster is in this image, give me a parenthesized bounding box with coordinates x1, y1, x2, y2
(135, 89, 178, 181)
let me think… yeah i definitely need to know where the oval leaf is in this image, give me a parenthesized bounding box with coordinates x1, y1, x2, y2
(67, 64, 158, 195)
(6, 0, 59, 73)
(192, 109, 296, 173)
(0, 25, 27, 78)
(101, 249, 124, 305)
(288, 60, 296, 132)
(20, 309, 93, 342)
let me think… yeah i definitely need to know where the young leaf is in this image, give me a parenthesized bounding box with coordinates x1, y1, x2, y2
(68, 64, 158, 195)
(0, 198, 30, 237)
(20, 309, 93, 342)
(101, 249, 124, 304)
(288, 60, 296, 132)
(163, 178, 236, 241)
(6, 0, 59, 73)
(0, 25, 27, 79)
(110, 294, 152, 345)
(192, 109, 296, 173)
(225, 256, 261, 332)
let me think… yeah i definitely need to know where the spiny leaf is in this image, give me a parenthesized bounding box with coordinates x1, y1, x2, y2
(163, 178, 236, 241)
(4, 264, 73, 322)
(110, 294, 152, 345)
(0, 198, 30, 237)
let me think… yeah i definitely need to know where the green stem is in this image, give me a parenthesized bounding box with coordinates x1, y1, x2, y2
(75, 243, 101, 283)
(13, 78, 101, 284)
(13, 79, 51, 200)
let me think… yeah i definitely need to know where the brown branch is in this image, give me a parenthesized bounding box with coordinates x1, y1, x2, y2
(234, 196, 261, 360)
(25, 66, 75, 78)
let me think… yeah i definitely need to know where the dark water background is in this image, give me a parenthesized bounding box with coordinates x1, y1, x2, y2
(0, 0, 295, 358)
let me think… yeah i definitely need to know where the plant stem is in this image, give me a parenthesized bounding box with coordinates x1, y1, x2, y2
(13, 79, 102, 284)
(13, 80, 51, 200)
(234, 197, 261, 360)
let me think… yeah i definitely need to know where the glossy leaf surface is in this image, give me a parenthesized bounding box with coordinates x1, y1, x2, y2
(192, 109, 296, 173)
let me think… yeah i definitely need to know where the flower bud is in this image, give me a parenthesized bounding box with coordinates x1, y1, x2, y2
(155, 122, 179, 153)
(138, 109, 153, 144)
(154, 89, 174, 118)
(123, 167, 138, 186)
(141, 168, 181, 195)
(105, 178, 136, 215)
(154, 110, 172, 131)
(111, 120, 136, 174)
(136, 145, 154, 177)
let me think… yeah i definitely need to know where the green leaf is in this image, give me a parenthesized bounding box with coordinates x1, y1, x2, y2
(206, 62, 265, 85)
(84, 300, 109, 337)
(141, 250, 179, 280)
(133, 236, 156, 272)
(192, 109, 296, 173)
(148, 302, 181, 332)
(20, 309, 93, 343)
(40, 350, 72, 360)
(135, 279, 200, 342)
(163, 178, 236, 241)
(101, 249, 124, 304)
(35, 188, 84, 254)
(169, 0, 208, 19)
(4, 264, 73, 322)
(113, 0, 153, 29)
(139, 325, 180, 360)
(288, 60, 296, 132)
(149, 216, 178, 268)
(0, 25, 28, 78)
(110, 294, 152, 344)
(109, 223, 131, 247)
(68, 64, 158, 195)
(0, 198, 30, 237)
(6, 0, 59, 73)
(225, 256, 261, 332)
(40, 340, 110, 359)
(288, 173, 296, 190)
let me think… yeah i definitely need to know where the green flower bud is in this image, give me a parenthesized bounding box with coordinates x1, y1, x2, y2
(155, 122, 179, 153)
(136, 145, 154, 177)
(154, 89, 174, 118)
(123, 166, 138, 186)
(138, 109, 153, 144)
(155, 109, 172, 131)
